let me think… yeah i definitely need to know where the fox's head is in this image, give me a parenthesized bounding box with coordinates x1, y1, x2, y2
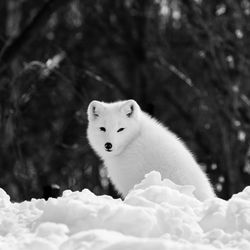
(87, 100, 141, 157)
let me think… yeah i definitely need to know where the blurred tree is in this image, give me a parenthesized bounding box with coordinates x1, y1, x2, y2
(0, 0, 250, 201)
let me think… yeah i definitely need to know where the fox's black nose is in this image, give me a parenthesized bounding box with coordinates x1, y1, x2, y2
(105, 142, 112, 151)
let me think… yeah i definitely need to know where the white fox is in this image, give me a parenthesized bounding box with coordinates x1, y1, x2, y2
(87, 99, 215, 201)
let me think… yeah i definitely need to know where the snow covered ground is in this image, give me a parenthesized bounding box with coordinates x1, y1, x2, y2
(0, 171, 250, 250)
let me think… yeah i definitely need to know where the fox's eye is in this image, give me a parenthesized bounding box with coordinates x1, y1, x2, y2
(117, 128, 125, 133)
(100, 127, 106, 132)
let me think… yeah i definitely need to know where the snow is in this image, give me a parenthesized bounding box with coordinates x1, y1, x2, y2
(0, 171, 250, 250)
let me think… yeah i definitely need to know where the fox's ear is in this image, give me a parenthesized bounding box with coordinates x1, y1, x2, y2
(87, 100, 104, 121)
(121, 100, 140, 119)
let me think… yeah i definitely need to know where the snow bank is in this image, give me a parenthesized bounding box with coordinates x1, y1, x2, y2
(0, 171, 250, 250)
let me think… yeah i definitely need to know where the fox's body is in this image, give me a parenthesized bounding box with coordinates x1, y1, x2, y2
(87, 100, 215, 201)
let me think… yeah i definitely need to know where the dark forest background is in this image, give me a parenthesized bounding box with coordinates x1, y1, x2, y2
(1, 0, 250, 201)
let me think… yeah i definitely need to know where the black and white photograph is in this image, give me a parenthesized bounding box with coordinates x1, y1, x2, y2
(0, 0, 250, 249)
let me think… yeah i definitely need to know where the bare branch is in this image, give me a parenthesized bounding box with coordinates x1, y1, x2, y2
(0, 0, 71, 66)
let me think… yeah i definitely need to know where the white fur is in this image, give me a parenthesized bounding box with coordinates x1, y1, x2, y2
(87, 100, 215, 201)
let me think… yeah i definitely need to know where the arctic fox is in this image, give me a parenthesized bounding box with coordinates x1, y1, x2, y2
(87, 100, 215, 201)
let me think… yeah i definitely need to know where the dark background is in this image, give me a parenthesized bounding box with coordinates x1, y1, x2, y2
(1, 0, 250, 201)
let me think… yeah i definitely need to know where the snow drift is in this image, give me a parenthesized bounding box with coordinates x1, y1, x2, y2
(0, 171, 250, 250)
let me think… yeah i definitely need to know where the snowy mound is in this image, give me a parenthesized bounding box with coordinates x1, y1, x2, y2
(1, 171, 250, 250)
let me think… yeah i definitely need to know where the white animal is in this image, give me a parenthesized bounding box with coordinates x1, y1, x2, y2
(87, 99, 215, 201)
